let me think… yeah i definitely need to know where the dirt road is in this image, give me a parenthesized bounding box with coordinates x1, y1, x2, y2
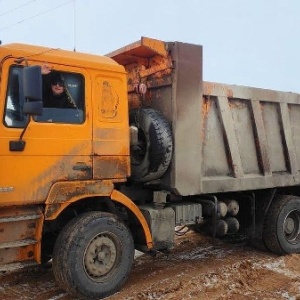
(1, 230, 300, 300)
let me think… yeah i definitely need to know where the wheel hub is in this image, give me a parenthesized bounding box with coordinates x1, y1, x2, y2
(285, 217, 295, 234)
(84, 235, 117, 278)
(283, 210, 300, 244)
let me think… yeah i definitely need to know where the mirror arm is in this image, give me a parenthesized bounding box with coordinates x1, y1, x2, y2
(9, 116, 30, 152)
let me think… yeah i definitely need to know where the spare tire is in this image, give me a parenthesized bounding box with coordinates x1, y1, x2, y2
(129, 108, 173, 182)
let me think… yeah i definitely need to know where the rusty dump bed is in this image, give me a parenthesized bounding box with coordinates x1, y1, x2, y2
(109, 37, 300, 196)
(201, 82, 300, 194)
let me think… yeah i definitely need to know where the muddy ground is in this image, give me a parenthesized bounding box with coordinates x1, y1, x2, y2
(1, 230, 300, 300)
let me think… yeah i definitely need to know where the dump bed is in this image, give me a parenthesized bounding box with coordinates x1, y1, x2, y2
(109, 37, 300, 196)
(201, 81, 300, 194)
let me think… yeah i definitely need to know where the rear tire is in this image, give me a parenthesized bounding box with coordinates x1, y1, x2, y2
(52, 212, 134, 299)
(263, 195, 300, 255)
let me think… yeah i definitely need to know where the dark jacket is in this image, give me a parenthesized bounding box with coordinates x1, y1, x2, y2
(43, 92, 75, 109)
(43, 73, 76, 109)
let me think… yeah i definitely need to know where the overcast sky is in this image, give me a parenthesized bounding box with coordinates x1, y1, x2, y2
(0, 0, 299, 93)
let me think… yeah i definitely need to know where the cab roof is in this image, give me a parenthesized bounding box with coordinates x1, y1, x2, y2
(0, 43, 125, 73)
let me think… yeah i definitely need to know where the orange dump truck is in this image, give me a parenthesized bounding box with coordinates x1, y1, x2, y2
(1, 37, 300, 299)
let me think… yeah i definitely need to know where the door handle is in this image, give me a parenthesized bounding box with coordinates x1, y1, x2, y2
(72, 162, 91, 171)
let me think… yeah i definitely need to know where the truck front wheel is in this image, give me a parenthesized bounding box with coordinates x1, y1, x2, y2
(263, 195, 300, 255)
(52, 212, 134, 299)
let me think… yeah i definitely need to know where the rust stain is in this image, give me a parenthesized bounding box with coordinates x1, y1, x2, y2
(45, 203, 62, 219)
(227, 88, 233, 98)
(201, 96, 212, 141)
(203, 82, 214, 95)
(202, 96, 211, 117)
(139, 55, 172, 78)
(93, 156, 130, 180)
(128, 94, 141, 109)
(44, 180, 115, 220)
(118, 42, 173, 113)
(229, 99, 247, 109)
(0, 206, 43, 264)
(46, 180, 114, 205)
(0, 244, 36, 264)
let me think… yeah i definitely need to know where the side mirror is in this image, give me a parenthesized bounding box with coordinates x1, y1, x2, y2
(23, 65, 42, 101)
(23, 101, 43, 116)
(9, 65, 44, 152)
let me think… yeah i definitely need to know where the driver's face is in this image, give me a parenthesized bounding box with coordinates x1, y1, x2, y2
(51, 82, 64, 96)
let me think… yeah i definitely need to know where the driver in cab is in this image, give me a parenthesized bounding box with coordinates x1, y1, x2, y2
(41, 65, 76, 109)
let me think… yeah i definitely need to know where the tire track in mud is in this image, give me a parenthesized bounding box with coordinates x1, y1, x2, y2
(1, 231, 300, 300)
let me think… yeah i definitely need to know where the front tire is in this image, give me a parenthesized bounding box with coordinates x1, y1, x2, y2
(263, 195, 300, 255)
(52, 212, 134, 299)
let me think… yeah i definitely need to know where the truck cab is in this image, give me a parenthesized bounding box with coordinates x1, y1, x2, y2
(0, 43, 135, 274)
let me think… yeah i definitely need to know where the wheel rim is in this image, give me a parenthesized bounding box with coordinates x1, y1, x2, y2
(84, 233, 118, 281)
(283, 209, 300, 245)
(131, 128, 147, 165)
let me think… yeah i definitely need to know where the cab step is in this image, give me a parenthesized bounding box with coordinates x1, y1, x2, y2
(0, 205, 44, 266)
(0, 239, 37, 249)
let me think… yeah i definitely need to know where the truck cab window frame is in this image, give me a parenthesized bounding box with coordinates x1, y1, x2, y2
(36, 70, 85, 124)
(4, 65, 85, 127)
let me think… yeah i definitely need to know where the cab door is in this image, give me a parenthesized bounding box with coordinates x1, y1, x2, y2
(92, 70, 130, 181)
(0, 59, 92, 206)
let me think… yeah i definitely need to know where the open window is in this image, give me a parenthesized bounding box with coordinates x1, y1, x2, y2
(4, 67, 85, 127)
(35, 71, 85, 124)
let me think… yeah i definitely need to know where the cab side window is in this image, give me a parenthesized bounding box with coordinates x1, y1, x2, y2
(4, 67, 85, 127)
(4, 66, 28, 128)
(36, 71, 85, 124)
